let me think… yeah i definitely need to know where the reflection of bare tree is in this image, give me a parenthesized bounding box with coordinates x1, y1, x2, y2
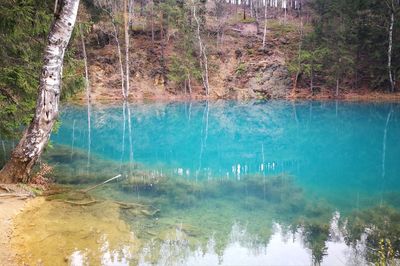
(382, 105, 393, 179)
(120, 101, 126, 169)
(70, 119, 76, 161)
(119, 174, 398, 266)
(127, 101, 134, 174)
(197, 101, 209, 181)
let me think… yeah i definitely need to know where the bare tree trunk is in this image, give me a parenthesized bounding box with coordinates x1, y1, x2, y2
(310, 65, 314, 93)
(129, 0, 135, 27)
(203, 46, 210, 95)
(186, 71, 192, 96)
(262, 1, 268, 48)
(151, 0, 154, 44)
(124, 0, 130, 98)
(79, 25, 91, 169)
(193, 4, 210, 96)
(293, 8, 303, 90)
(54, 0, 59, 14)
(336, 77, 339, 97)
(388, 11, 395, 92)
(243, 0, 246, 20)
(110, 18, 126, 98)
(0, 0, 80, 183)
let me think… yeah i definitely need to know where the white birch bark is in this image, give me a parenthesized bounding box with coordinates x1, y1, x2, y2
(124, 0, 130, 98)
(79, 25, 91, 169)
(193, 4, 210, 96)
(262, 0, 268, 48)
(382, 106, 393, 178)
(0, 0, 80, 183)
(111, 19, 126, 99)
(388, 11, 395, 92)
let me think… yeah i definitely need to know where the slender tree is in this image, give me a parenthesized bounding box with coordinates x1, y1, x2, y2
(386, 0, 399, 92)
(124, 0, 130, 98)
(262, 0, 268, 48)
(193, 2, 210, 96)
(79, 24, 91, 169)
(0, 0, 80, 183)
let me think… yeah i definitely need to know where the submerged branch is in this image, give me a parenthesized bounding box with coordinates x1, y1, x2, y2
(82, 174, 122, 193)
(63, 199, 98, 206)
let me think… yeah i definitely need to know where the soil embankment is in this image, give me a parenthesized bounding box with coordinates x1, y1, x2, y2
(74, 17, 296, 103)
(73, 15, 400, 104)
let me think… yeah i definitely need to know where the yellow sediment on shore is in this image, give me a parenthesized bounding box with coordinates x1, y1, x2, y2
(0, 197, 28, 266)
(11, 197, 140, 265)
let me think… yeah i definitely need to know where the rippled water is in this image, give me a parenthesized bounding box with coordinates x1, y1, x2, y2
(12, 101, 400, 265)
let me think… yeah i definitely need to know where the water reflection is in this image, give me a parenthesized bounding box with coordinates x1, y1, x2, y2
(51, 101, 400, 184)
(9, 101, 400, 265)
(135, 219, 368, 266)
(48, 101, 400, 209)
(11, 167, 400, 265)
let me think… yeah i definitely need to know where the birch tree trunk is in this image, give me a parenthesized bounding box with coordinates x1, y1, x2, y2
(128, 0, 134, 27)
(336, 77, 339, 97)
(151, 0, 154, 44)
(193, 4, 210, 96)
(54, 0, 59, 14)
(0, 0, 80, 183)
(124, 0, 130, 98)
(388, 11, 395, 92)
(293, 6, 303, 90)
(79, 25, 91, 169)
(262, 0, 268, 48)
(111, 20, 126, 99)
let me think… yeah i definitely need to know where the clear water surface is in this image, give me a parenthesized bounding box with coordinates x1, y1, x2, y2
(21, 101, 400, 265)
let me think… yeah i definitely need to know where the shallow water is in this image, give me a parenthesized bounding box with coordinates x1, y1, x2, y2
(13, 101, 400, 265)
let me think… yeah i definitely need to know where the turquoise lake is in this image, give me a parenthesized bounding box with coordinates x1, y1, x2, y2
(26, 101, 400, 264)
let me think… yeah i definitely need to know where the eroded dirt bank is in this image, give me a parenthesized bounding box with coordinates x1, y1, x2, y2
(73, 16, 400, 104)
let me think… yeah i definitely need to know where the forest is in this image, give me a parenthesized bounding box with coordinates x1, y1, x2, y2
(0, 0, 400, 265)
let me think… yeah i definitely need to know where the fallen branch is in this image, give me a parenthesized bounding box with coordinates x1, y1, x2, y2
(82, 174, 122, 193)
(114, 201, 149, 209)
(145, 231, 157, 236)
(42, 188, 69, 196)
(141, 208, 160, 217)
(115, 201, 160, 216)
(63, 200, 98, 206)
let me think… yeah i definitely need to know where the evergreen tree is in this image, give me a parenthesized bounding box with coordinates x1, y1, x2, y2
(0, 0, 83, 138)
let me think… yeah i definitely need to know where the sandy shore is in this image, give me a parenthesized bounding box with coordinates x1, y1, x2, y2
(0, 186, 32, 266)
